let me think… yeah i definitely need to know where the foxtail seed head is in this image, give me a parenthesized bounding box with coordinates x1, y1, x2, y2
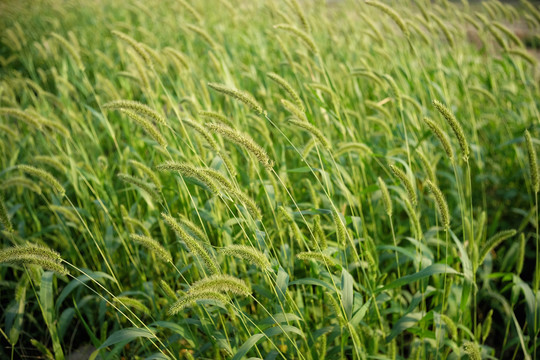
(117, 109, 167, 148)
(525, 130, 539, 193)
(112, 30, 153, 68)
(129, 234, 172, 263)
(365, 1, 409, 37)
(17, 165, 65, 196)
(219, 245, 271, 270)
(118, 173, 161, 202)
(189, 274, 251, 296)
(390, 164, 417, 206)
(296, 251, 338, 267)
(463, 341, 481, 360)
(478, 229, 517, 265)
(128, 160, 161, 189)
(0, 244, 68, 275)
(267, 72, 304, 111)
(432, 100, 469, 161)
(423, 117, 454, 161)
(332, 210, 346, 245)
(288, 118, 331, 150)
(205, 123, 273, 169)
(103, 100, 167, 126)
(273, 24, 319, 53)
(162, 213, 220, 274)
(156, 162, 220, 194)
(425, 180, 450, 230)
(0, 194, 13, 232)
(168, 291, 229, 315)
(207, 83, 263, 115)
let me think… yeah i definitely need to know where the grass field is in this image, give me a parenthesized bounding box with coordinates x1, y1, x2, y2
(1, 0, 539, 359)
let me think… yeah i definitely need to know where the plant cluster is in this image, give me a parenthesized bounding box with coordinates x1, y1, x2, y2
(1, 0, 539, 359)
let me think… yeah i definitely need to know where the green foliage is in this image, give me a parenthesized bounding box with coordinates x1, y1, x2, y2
(1, 0, 539, 359)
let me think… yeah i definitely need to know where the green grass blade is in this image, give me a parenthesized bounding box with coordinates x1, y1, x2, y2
(377, 264, 462, 293)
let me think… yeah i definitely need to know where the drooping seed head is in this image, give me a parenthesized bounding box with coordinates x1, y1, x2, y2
(432, 100, 469, 161)
(207, 83, 263, 115)
(389, 164, 417, 206)
(0, 244, 68, 275)
(205, 123, 273, 169)
(425, 180, 450, 230)
(188, 274, 251, 296)
(478, 229, 517, 265)
(365, 1, 409, 37)
(129, 234, 172, 263)
(267, 72, 304, 111)
(103, 100, 167, 126)
(162, 213, 220, 274)
(296, 251, 338, 267)
(525, 130, 539, 193)
(287, 118, 331, 150)
(17, 165, 65, 196)
(118, 173, 161, 202)
(156, 161, 220, 194)
(423, 117, 454, 162)
(114, 109, 167, 147)
(168, 291, 229, 315)
(219, 244, 271, 270)
(112, 30, 153, 68)
(0, 194, 13, 232)
(273, 24, 319, 53)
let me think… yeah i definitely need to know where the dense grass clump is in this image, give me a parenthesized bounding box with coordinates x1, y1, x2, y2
(1, 0, 540, 359)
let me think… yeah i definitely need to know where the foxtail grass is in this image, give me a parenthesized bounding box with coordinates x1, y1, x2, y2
(17, 165, 65, 196)
(157, 161, 220, 194)
(118, 173, 161, 201)
(129, 234, 172, 263)
(219, 245, 271, 270)
(188, 274, 251, 296)
(207, 83, 263, 115)
(433, 100, 469, 161)
(205, 123, 273, 169)
(168, 291, 229, 315)
(162, 213, 220, 274)
(0, 244, 68, 275)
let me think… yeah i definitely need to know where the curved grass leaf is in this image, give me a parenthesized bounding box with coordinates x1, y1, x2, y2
(377, 263, 462, 293)
(144, 354, 170, 360)
(276, 267, 289, 302)
(56, 270, 114, 311)
(232, 325, 303, 360)
(386, 311, 429, 342)
(5, 283, 26, 345)
(90, 327, 157, 360)
(512, 275, 538, 337)
(289, 278, 335, 292)
(40, 271, 64, 360)
(341, 269, 354, 321)
(449, 231, 474, 314)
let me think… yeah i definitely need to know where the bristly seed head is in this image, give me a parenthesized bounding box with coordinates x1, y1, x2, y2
(205, 122, 273, 169)
(432, 100, 469, 161)
(525, 130, 539, 193)
(425, 180, 450, 230)
(207, 83, 263, 115)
